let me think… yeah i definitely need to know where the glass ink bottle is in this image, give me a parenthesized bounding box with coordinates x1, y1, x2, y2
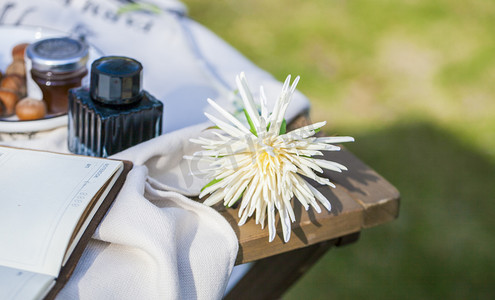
(26, 37, 89, 115)
(68, 56, 163, 157)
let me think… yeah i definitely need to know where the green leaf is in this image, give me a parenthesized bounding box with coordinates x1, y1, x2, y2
(203, 125, 220, 131)
(201, 178, 223, 192)
(117, 3, 162, 15)
(244, 109, 258, 136)
(279, 119, 287, 135)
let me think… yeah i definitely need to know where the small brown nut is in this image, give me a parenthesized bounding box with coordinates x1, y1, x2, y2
(12, 43, 29, 61)
(6, 60, 26, 77)
(0, 88, 19, 116)
(15, 97, 47, 120)
(1, 74, 26, 97)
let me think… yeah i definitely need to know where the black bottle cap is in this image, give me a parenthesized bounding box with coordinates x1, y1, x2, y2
(90, 56, 143, 105)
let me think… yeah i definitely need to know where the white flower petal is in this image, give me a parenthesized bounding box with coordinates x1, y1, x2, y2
(314, 159, 348, 172)
(269, 102, 290, 136)
(207, 98, 252, 135)
(239, 173, 260, 217)
(280, 202, 291, 243)
(267, 202, 276, 242)
(225, 177, 251, 207)
(306, 182, 332, 211)
(199, 178, 226, 198)
(236, 73, 261, 129)
(203, 190, 226, 206)
(282, 121, 327, 140)
(238, 208, 250, 226)
(287, 173, 309, 210)
(205, 112, 246, 137)
(260, 86, 269, 122)
(289, 75, 300, 94)
(315, 136, 355, 144)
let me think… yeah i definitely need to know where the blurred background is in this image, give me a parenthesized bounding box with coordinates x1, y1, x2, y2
(183, 0, 495, 299)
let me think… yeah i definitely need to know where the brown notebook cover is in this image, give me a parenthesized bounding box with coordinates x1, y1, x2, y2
(42, 159, 133, 300)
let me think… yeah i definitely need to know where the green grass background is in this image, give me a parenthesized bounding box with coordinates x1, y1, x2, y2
(182, 0, 495, 298)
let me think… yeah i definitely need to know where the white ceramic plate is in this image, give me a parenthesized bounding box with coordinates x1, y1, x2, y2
(0, 25, 102, 133)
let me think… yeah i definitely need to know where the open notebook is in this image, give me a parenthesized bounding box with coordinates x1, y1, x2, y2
(0, 146, 132, 300)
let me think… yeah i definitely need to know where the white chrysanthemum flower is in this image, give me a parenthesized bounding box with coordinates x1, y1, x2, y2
(190, 72, 354, 242)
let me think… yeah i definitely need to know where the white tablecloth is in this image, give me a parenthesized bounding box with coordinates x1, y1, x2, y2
(0, 0, 309, 298)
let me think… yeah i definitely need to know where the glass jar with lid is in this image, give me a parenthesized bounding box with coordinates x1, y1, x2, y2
(26, 37, 89, 115)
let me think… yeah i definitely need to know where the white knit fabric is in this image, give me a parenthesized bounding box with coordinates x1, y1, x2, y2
(0, 0, 310, 298)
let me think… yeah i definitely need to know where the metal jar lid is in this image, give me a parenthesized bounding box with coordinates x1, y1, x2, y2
(26, 37, 89, 73)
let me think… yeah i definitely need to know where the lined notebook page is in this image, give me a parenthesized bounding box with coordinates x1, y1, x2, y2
(0, 147, 122, 277)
